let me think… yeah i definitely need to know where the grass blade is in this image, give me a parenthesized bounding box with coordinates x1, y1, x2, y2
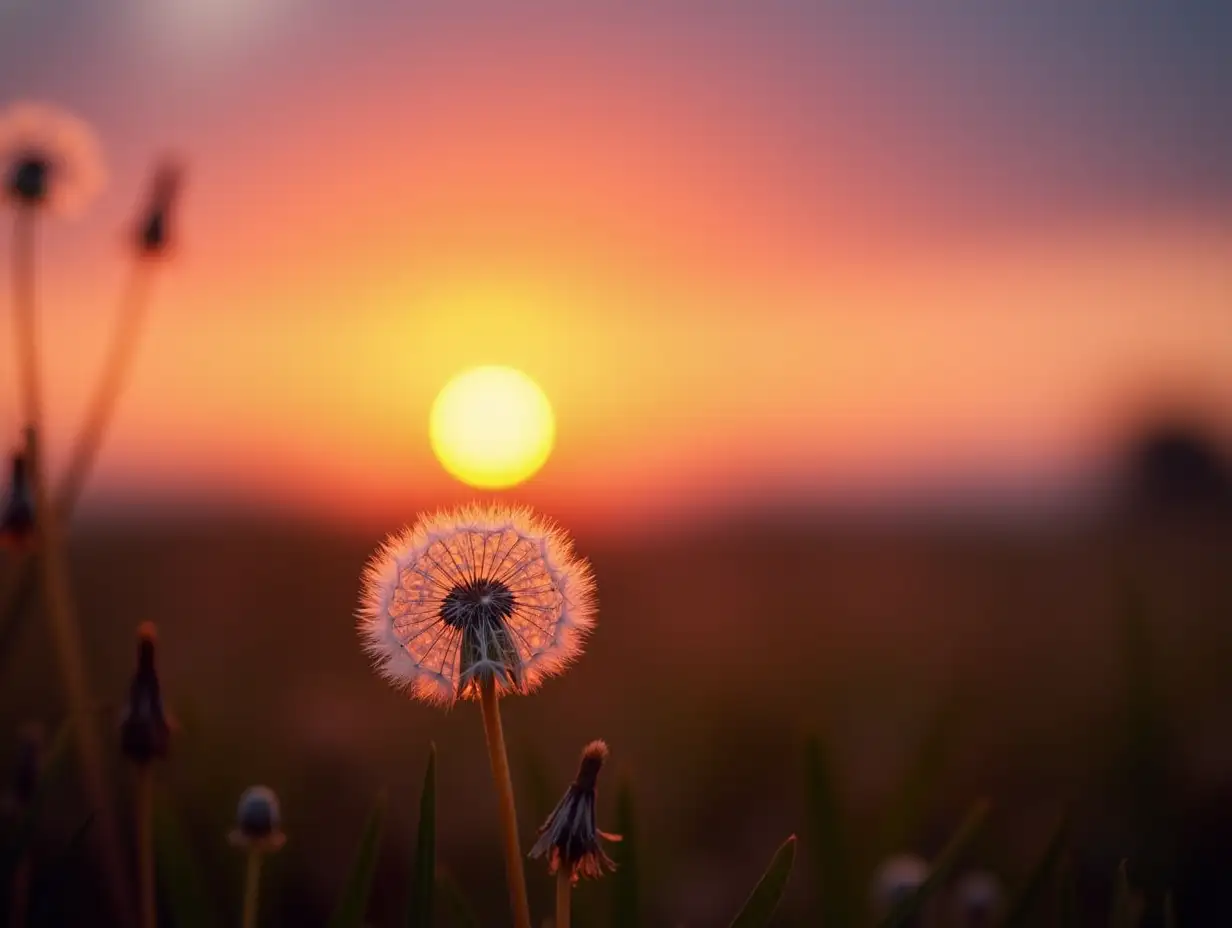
(406, 746, 436, 928)
(728, 834, 797, 928)
(881, 693, 961, 851)
(437, 870, 480, 928)
(1109, 859, 1134, 928)
(804, 735, 856, 928)
(880, 799, 990, 928)
(329, 790, 388, 928)
(611, 777, 640, 928)
(152, 789, 222, 928)
(1001, 811, 1070, 927)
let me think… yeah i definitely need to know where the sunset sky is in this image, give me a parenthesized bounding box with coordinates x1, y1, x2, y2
(1, 3, 1230, 529)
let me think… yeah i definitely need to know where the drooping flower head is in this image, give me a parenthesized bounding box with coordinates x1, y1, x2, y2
(0, 102, 105, 213)
(529, 740, 620, 883)
(359, 503, 596, 707)
(133, 159, 184, 257)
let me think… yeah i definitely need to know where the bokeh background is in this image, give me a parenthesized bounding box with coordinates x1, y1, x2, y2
(1, 2, 1231, 926)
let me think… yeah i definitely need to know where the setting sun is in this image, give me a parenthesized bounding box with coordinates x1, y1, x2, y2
(429, 365, 555, 489)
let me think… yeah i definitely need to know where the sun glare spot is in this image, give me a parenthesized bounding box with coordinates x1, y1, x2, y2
(429, 366, 555, 489)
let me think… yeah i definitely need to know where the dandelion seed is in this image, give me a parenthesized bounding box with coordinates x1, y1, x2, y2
(0, 449, 35, 549)
(0, 102, 105, 214)
(358, 503, 596, 707)
(871, 853, 929, 921)
(530, 740, 620, 884)
(118, 622, 171, 764)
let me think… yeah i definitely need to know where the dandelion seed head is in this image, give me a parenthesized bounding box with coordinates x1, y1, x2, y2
(358, 503, 596, 707)
(0, 102, 105, 214)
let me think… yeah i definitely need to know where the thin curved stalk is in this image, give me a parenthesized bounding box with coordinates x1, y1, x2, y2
(136, 764, 156, 928)
(241, 849, 264, 928)
(0, 256, 158, 668)
(12, 209, 131, 926)
(479, 678, 532, 928)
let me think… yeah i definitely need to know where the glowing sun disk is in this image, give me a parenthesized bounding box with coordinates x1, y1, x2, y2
(429, 366, 555, 489)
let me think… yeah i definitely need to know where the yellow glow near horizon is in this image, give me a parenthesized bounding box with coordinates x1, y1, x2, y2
(429, 366, 555, 489)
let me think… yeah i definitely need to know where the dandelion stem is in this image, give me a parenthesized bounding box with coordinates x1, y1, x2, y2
(555, 868, 571, 928)
(0, 251, 159, 670)
(12, 209, 42, 429)
(136, 763, 156, 928)
(479, 677, 532, 928)
(241, 848, 264, 928)
(14, 248, 130, 924)
(57, 258, 155, 515)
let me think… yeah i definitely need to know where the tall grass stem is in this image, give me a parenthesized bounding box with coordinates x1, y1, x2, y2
(13, 210, 130, 925)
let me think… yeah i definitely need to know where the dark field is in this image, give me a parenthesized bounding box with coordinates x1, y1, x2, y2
(3, 503, 1229, 926)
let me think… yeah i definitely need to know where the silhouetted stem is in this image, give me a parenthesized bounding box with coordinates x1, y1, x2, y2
(241, 849, 264, 928)
(13, 212, 130, 926)
(479, 678, 532, 928)
(555, 868, 571, 928)
(0, 254, 159, 671)
(137, 764, 156, 928)
(58, 258, 155, 515)
(12, 210, 42, 428)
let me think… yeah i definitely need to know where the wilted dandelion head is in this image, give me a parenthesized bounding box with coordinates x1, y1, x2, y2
(0, 449, 35, 550)
(358, 503, 596, 707)
(529, 739, 620, 883)
(134, 159, 184, 257)
(0, 102, 105, 214)
(118, 622, 170, 764)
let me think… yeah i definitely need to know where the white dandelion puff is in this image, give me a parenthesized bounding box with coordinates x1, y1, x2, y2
(0, 101, 106, 214)
(358, 503, 597, 707)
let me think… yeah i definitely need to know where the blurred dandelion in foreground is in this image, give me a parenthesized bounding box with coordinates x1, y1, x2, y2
(0, 102, 105, 214)
(950, 870, 1003, 927)
(358, 503, 595, 707)
(231, 786, 285, 928)
(0, 449, 35, 549)
(871, 853, 929, 922)
(531, 740, 620, 882)
(358, 503, 596, 928)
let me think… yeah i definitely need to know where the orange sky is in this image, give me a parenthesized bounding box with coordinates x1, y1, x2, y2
(2, 4, 1231, 529)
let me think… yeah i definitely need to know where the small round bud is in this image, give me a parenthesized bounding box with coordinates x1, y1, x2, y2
(230, 786, 285, 852)
(0, 451, 35, 549)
